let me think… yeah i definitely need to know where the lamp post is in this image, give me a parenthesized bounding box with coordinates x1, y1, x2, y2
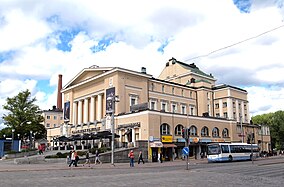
(30, 130, 33, 149)
(11, 129, 15, 151)
(107, 95, 119, 165)
(240, 115, 244, 143)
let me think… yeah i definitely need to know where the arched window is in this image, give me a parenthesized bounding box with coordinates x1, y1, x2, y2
(222, 128, 229, 137)
(201, 126, 209, 136)
(212, 127, 219, 137)
(175, 124, 184, 135)
(189, 125, 197, 136)
(160, 123, 170, 135)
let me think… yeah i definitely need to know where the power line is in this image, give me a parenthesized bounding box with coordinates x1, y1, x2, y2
(184, 24, 284, 62)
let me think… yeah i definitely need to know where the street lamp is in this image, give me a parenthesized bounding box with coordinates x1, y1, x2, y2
(106, 95, 119, 165)
(11, 129, 15, 151)
(30, 130, 33, 149)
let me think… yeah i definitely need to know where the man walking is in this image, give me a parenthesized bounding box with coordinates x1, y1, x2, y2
(138, 151, 145, 164)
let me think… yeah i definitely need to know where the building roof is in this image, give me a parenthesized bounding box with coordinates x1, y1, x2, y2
(171, 58, 214, 79)
(213, 84, 247, 93)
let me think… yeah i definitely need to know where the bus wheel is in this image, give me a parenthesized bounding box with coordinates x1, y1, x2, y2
(229, 155, 233, 162)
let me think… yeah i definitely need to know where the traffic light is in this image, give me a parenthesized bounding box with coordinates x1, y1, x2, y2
(182, 128, 188, 139)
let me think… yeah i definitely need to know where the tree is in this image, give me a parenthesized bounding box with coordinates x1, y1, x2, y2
(252, 111, 284, 150)
(1, 89, 46, 140)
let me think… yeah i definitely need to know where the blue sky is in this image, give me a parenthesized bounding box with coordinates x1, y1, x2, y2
(0, 0, 284, 128)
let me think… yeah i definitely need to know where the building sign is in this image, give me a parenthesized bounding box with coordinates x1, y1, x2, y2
(118, 122, 141, 129)
(64, 101, 70, 121)
(106, 87, 115, 114)
(150, 141, 163, 147)
(161, 135, 172, 143)
(71, 127, 100, 134)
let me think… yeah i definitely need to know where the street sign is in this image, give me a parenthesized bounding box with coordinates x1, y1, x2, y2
(182, 147, 189, 156)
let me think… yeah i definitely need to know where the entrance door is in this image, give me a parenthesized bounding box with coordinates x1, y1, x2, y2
(152, 148, 158, 162)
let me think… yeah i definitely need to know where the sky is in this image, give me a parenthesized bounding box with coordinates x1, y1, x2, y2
(0, 0, 284, 129)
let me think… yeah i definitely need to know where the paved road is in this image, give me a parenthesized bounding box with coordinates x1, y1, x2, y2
(0, 156, 283, 187)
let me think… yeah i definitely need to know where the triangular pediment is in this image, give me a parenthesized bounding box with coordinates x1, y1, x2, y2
(63, 66, 113, 89)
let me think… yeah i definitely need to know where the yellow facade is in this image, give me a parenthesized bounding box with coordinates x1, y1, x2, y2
(47, 58, 271, 160)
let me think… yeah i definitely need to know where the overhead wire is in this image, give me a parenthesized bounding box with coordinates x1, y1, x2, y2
(184, 24, 284, 62)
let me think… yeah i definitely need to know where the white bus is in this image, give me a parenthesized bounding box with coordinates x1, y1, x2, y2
(207, 143, 260, 162)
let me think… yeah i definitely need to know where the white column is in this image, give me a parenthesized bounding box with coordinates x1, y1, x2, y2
(72, 102, 77, 125)
(236, 100, 240, 122)
(78, 100, 83, 124)
(227, 98, 232, 119)
(97, 94, 103, 121)
(90, 96, 95, 122)
(84, 98, 89, 123)
(241, 101, 245, 123)
(132, 128, 136, 147)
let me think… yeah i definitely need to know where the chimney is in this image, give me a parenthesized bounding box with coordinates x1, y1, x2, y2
(57, 74, 62, 110)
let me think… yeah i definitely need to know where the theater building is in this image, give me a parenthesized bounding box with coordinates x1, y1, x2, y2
(49, 58, 270, 161)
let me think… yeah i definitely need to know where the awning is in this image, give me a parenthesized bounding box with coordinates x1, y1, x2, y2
(163, 143, 177, 148)
(150, 141, 163, 148)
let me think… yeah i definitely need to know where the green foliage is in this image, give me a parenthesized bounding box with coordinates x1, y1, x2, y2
(1, 89, 46, 139)
(252, 110, 284, 150)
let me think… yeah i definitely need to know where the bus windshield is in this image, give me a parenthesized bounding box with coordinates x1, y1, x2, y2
(207, 144, 221, 155)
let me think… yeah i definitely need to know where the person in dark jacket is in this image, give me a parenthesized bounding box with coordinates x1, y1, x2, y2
(138, 151, 145, 164)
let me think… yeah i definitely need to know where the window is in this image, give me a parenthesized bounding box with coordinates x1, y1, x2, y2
(47, 115, 50, 119)
(161, 101, 168, 112)
(60, 117, 63, 120)
(212, 127, 219, 137)
(150, 101, 156, 110)
(201, 126, 209, 136)
(216, 113, 220, 117)
(54, 116, 57, 120)
(171, 103, 177, 113)
(131, 98, 136, 106)
(190, 105, 195, 115)
(215, 103, 219, 109)
(233, 101, 236, 108)
(190, 91, 192, 98)
(181, 89, 184, 96)
(160, 123, 170, 135)
(233, 112, 236, 119)
(223, 102, 227, 108)
(175, 124, 183, 135)
(189, 125, 197, 136)
(221, 145, 229, 153)
(181, 105, 186, 114)
(150, 83, 154, 91)
(223, 112, 228, 118)
(172, 87, 174, 94)
(162, 85, 165, 93)
(222, 128, 229, 138)
(46, 123, 50, 128)
(53, 124, 57, 128)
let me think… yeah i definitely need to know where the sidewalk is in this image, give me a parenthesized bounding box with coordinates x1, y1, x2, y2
(0, 158, 207, 172)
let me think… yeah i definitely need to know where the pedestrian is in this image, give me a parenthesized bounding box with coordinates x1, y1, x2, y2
(158, 152, 163, 163)
(83, 150, 90, 167)
(95, 150, 102, 164)
(74, 150, 79, 167)
(128, 150, 134, 167)
(138, 151, 145, 164)
(68, 150, 76, 167)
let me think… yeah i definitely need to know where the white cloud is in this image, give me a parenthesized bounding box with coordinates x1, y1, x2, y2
(0, 0, 284, 124)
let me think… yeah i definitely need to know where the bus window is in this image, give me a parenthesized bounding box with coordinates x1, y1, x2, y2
(221, 145, 229, 153)
(208, 145, 221, 155)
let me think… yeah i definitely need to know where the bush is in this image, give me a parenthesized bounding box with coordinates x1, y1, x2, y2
(6, 150, 20, 154)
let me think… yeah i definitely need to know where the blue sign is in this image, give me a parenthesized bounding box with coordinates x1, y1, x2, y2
(182, 147, 189, 156)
